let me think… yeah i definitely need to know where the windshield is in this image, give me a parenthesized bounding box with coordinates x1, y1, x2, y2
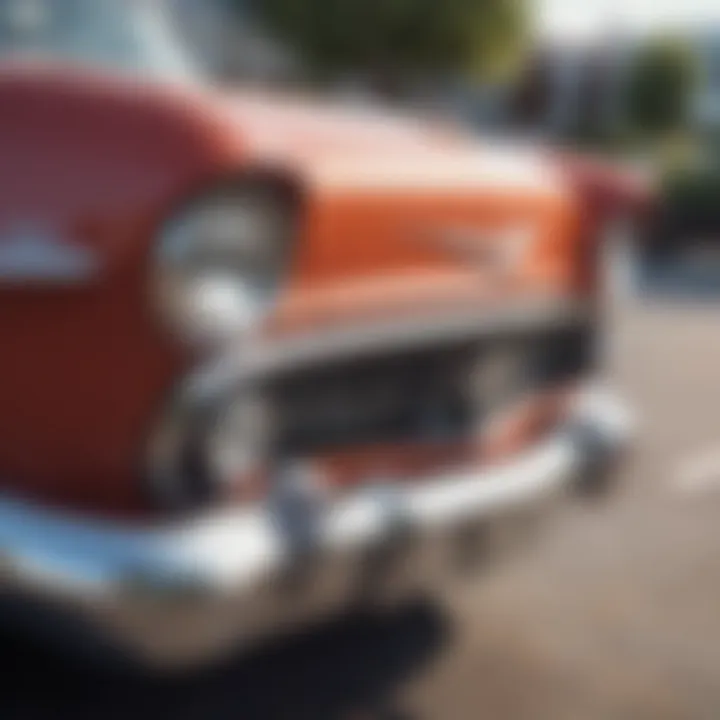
(0, 0, 198, 81)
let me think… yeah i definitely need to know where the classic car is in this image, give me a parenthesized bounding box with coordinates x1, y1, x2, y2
(0, 0, 646, 667)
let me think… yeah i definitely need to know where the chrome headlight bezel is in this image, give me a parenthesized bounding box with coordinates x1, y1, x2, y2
(154, 182, 296, 345)
(146, 386, 275, 512)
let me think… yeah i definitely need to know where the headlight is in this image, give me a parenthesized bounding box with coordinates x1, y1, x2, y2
(155, 186, 293, 343)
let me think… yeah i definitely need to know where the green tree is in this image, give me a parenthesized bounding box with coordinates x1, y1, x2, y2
(236, 0, 528, 85)
(626, 37, 698, 137)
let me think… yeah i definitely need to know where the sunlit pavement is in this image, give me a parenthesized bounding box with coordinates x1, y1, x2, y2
(5, 292, 720, 720)
(412, 294, 720, 720)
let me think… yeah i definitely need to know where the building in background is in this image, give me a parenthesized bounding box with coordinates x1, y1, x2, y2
(507, 38, 632, 135)
(508, 27, 720, 137)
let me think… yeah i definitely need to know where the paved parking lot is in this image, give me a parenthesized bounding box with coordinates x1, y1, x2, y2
(4, 294, 720, 720)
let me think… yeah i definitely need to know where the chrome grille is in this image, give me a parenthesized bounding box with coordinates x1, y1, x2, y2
(268, 326, 593, 458)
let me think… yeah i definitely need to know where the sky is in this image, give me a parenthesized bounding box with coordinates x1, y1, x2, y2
(537, 0, 720, 42)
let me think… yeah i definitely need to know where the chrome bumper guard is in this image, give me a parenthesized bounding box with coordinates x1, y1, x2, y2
(0, 385, 632, 667)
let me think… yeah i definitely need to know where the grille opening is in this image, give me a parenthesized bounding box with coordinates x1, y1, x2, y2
(265, 325, 594, 458)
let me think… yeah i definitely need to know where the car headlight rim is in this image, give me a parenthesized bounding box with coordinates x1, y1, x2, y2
(154, 182, 296, 345)
(146, 387, 275, 512)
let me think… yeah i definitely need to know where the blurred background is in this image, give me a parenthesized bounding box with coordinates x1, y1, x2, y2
(4, 1, 720, 719)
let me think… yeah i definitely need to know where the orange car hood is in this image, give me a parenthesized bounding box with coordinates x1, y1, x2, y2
(185, 89, 577, 331)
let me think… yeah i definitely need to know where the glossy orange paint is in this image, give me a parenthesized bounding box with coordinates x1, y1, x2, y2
(0, 64, 588, 516)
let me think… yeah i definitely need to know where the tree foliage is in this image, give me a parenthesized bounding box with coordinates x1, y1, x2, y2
(237, 0, 528, 83)
(626, 37, 698, 137)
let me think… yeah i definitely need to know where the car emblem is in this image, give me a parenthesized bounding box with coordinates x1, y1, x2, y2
(418, 223, 534, 268)
(0, 225, 100, 283)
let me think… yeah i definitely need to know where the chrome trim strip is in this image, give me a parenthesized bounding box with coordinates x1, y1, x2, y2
(0, 230, 100, 284)
(189, 296, 591, 400)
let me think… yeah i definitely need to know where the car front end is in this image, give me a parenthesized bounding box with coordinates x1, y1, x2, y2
(0, 4, 634, 667)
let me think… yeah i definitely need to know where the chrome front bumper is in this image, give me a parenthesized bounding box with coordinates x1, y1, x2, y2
(0, 385, 631, 668)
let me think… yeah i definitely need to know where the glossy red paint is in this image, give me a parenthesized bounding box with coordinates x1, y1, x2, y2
(0, 66, 230, 514)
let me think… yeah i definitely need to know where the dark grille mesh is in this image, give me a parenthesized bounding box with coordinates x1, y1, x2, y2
(268, 325, 594, 457)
